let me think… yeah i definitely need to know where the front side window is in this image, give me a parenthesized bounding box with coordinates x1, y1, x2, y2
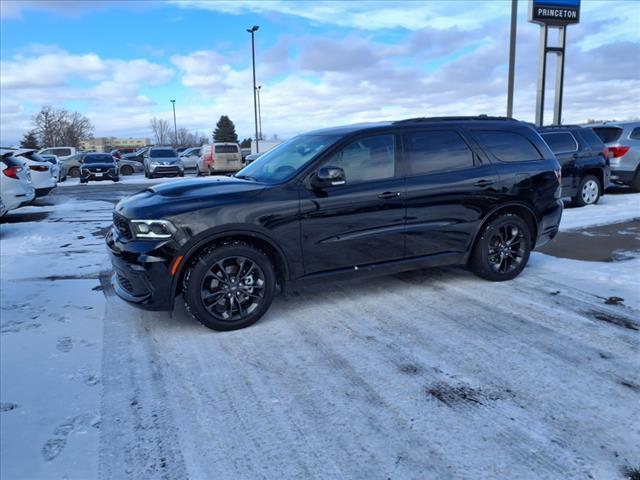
(322, 134, 395, 183)
(541, 132, 578, 154)
(403, 130, 473, 175)
(236, 134, 340, 183)
(474, 131, 542, 162)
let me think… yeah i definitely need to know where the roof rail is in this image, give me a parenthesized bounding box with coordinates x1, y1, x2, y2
(393, 115, 518, 124)
(537, 124, 582, 130)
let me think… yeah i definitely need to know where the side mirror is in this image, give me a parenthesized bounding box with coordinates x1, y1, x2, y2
(311, 166, 346, 189)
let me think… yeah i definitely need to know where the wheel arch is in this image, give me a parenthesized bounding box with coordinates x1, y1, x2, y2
(172, 229, 290, 299)
(466, 202, 539, 261)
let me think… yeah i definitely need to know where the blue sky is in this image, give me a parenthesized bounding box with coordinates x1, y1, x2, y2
(1, 0, 638, 145)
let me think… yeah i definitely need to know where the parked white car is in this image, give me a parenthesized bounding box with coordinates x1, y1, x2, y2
(37, 146, 77, 161)
(1, 151, 35, 216)
(197, 143, 243, 175)
(39, 154, 65, 182)
(179, 147, 201, 170)
(14, 149, 57, 197)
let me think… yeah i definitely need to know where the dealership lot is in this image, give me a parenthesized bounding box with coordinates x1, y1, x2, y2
(1, 179, 639, 480)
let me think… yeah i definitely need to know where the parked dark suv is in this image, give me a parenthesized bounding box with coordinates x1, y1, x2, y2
(107, 116, 563, 330)
(538, 125, 610, 206)
(80, 153, 119, 183)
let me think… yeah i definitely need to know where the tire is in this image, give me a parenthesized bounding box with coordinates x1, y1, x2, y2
(69, 167, 80, 178)
(80, 179, 88, 184)
(183, 242, 276, 331)
(121, 165, 134, 176)
(179, 172, 184, 177)
(630, 168, 640, 193)
(470, 213, 532, 282)
(113, 176, 120, 182)
(572, 175, 601, 207)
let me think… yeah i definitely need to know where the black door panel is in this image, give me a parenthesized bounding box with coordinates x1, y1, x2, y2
(300, 178, 405, 274)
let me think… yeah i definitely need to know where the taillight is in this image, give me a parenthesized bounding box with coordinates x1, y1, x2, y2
(29, 164, 49, 172)
(3, 166, 22, 179)
(607, 146, 630, 158)
(206, 151, 215, 167)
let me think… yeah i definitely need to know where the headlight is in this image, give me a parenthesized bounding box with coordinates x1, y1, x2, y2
(130, 219, 177, 239)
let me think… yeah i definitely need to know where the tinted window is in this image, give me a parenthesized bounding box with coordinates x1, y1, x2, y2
(150, 149, 177, 158)
(215, 145, 239, 154)
(52, 148, 72, 157)
(84, 154, 114, 164)
(475, 131, 542, 162)
(324, 134, 395, 183)
(576, 129, 605, 151)
(591, 127, 623, 143)
(541, 132, 577, 153)
(629, 127, 640, 140)
(403, 130, 473, 175)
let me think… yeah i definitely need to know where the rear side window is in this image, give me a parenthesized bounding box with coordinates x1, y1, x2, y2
(324, 134, 395, 183)
(403, 130, 473, 175)
(474, 131, 542, 162)
(629, 127, 640, 140)
(591, 127, 623, 143)
(576, 129, 605, 151)
(52, 148, 72, 157)
(541, 132, 577, 154)
(215, 145, 239, 154)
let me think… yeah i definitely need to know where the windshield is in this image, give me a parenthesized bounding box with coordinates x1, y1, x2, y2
(84, 154, 114, 164)
(150, 149, 177, 158)
(236, 135, 340, 183)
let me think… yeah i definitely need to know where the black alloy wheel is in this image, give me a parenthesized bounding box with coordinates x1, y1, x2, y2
(121, 165, 134, 175)
(470, 214, 531, 281)
(183, 243, 276, 330)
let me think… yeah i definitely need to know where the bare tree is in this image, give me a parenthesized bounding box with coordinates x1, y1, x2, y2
(33, 105, 93, 147)
(150, 117, 171, 145)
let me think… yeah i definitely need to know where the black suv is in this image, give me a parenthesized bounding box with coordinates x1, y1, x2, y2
(538, 125, 610, 206)
(107, 116, 563, 330)
(80, 153, 119, 183)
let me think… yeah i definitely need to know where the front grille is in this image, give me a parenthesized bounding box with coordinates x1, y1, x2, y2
(117, 273, 134, 293)
(113, 212, 132, 239)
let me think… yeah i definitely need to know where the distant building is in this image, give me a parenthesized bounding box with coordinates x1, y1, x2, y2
(80, 137, 150, 152)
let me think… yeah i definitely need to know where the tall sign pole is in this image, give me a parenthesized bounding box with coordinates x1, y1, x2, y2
(529, 0, 580, 126)
(506, 0, 518, 118)
(247, 26, 260, 153)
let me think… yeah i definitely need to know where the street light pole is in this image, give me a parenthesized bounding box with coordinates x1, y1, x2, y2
(256, 85, 263, 141)
(170, 99, 177, 147)
(506, 0, 517, 118)
(247, 25, 260, 153)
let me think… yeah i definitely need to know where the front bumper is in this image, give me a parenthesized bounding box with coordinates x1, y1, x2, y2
(149, 164, 184, 176)
(106, 229, 175, 311)
(82, 170, 118, 181)
(535, 199, 563, 249)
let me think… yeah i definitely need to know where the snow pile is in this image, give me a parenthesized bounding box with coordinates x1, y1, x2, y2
(561, 192, 640, 231)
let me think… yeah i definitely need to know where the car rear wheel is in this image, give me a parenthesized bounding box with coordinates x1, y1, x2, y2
(630, 168, 640, 192)
(183, 243, 276, 331)
(68, 167, 80, 178)
(121, 165, 134, 176)
(573, 175, 601, 207)
(470, 214, 532, 282)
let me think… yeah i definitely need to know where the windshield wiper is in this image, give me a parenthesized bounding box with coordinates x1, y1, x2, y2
(234, 174, 258, 182)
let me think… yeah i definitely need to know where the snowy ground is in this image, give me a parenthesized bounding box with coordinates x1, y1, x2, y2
(1, 189, 639, 480)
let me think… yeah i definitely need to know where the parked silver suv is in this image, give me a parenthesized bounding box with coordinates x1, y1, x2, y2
(585, 122, 640, 191)
(143, 147, 184, 178)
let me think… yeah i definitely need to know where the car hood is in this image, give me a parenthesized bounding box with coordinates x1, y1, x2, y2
(115, 176, 266, 219)
(83, 162, 116, 169)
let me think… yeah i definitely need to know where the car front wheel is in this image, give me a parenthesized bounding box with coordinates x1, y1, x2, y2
(470, 214, 532, 282)
(183, 243, 276, 331)
(573, 175, 601, 207)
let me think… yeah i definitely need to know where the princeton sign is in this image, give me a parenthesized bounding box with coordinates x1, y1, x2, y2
(529, 0, 580, 26)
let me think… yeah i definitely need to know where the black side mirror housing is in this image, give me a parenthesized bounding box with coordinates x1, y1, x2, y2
(311, 166, 346, 189)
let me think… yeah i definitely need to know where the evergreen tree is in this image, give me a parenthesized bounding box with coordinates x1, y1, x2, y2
(213, 116, 239, 143)
(240, 138, 252, 148)
(20, 130, 40, 149)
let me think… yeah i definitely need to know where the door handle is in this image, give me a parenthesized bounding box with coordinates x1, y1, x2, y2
(474, 179, 494, 187)
(378, 191, 401, 199)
